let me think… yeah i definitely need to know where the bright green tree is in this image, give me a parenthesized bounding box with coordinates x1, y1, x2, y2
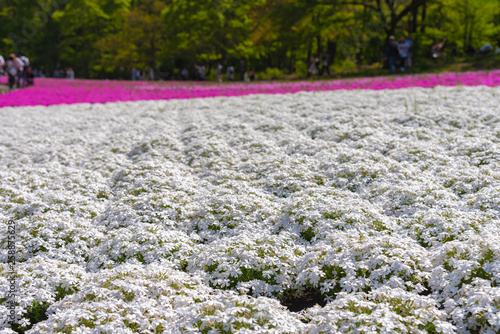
(94, 0, 167, 75)
(52, 0, 131, 77)
(439, 0, 499, 51)
(162, 0, 264, 67)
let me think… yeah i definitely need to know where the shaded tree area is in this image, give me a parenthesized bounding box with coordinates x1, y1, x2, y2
(0, 0, 498, 79)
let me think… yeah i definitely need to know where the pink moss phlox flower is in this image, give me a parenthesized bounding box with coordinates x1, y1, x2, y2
(1, 70, 499, 107)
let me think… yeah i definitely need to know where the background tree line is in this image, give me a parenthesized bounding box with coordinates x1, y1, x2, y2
(1, 0, 498, 79)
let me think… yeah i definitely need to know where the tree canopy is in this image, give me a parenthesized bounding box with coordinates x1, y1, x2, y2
(1, 0, 498, 78)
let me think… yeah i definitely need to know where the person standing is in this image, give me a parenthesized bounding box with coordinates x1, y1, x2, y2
(192, 63, 199, 81)
(432, 40, 445, 59)
(181, 68, 189, 80)
(6, 54, 23, 91)
(450, 42, 458, 57)
(18, 52, 30, 87)
(249, 69, 256, 81)
(405, 35, 414, 68)
(314, 55, 320, 74)
(148, 67, 154, 81)
(321, 52, 330, 76)
(397, 36, 410, 72)
(0, 55, 5, 76)
(26, 67, 35, 86)
(385, 36, 399, 74)
(308, 56, 318, 77)
(215, 62, 223, 82)
(226, 65, 234, 81)
(239, 60, 246, 81)
(198, 63, 206, 81)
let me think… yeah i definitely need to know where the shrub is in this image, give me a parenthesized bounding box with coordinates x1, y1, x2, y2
(295, 60, 308, 77)
(259, 67, 284, 80)
(332, 59, 358, 73)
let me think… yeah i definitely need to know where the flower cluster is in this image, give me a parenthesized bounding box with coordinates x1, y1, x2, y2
(0, 85, 499, 332)
(1, 70, 499, 107)
(303, 287, 456, 333)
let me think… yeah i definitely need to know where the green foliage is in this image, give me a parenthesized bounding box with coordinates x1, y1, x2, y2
(95, 0, 166, 72)
(12, 300, 50, 333)
(162, 0, 263, 63)
(424, 0, 500, 52)
(259, 67, 283, 80)
(332, 59, 358, 74)
(0, 0, 498, 79)
(300, 226, 315, 242)
(51, 0, 131, 77)
(295, 60, 308, 77)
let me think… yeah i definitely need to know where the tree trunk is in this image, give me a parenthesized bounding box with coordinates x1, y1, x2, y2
(463, 20, 468, 52)
(467, 21, 473, 51)
(328, 40, 337, 64)
(151, 37, 156, 69)
(317, 34, 322, 57)
(412, 7, 418, 33)
(420, 2, 426, 32)
(356, 49, 363, 65)
(389, 12, 397, 36)
(306, 39, 312, 77)
(307, 39, 312, 63)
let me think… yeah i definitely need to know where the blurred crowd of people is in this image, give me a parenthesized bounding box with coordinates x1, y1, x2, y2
(3, 38, 496, 89)
(0, 52, 33, 91)
(385, 35, 414, 74)
(31, 68, 75, 79)
(307, 52, 332, 77)
(130, 67, 155, 81)
(132, 60, 258, 83)
(0, 52, 77, 92)
(385, 35, 500, 74)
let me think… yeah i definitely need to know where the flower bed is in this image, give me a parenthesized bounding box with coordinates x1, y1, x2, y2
(1, 85, 499, 333)
(1, 70, 499, 107)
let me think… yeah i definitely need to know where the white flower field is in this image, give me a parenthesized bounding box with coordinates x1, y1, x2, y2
(1, 86, 499, 333)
